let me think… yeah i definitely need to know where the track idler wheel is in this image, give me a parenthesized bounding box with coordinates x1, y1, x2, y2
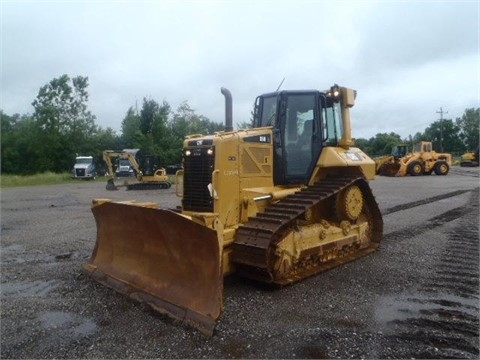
(336, 185, 364, 221)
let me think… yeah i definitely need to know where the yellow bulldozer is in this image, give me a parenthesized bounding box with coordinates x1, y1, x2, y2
(103, 149, 171, 190)
(83, 85, 383, 335)
(460, 147, 479, 167)
(376, 141, 452, 176)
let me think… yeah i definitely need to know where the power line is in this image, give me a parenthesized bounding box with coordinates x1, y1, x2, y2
(436, 107, 448, 152)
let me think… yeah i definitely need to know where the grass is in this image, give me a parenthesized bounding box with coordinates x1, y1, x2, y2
(0, 172, 92, 188)
(1, 172, 178, 188)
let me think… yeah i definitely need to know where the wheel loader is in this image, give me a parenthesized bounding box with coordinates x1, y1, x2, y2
(374, 144, 408, 176)
(394, 141, 452, 176)
(376, 142, 452, 176)
(83, 84, 383, 336)
(103, 149, 171, 190)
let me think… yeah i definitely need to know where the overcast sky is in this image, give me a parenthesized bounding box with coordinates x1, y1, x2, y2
(1, 0, 479, 139)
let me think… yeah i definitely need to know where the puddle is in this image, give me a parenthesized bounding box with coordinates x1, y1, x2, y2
(1, 244, 26, 253)
(39, 311, 74, 328)
(375, 292, 479, 332)
(375, 294, 478, 325)
(38, 311, 98, 339)
(72, 319, 97, 337)
(375, 293, 479, 357)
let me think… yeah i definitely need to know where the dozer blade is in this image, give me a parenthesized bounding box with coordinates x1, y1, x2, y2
(82, 200, 223, 336)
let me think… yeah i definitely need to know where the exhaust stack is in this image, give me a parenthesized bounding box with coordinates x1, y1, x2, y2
(221, 87, 233, 132)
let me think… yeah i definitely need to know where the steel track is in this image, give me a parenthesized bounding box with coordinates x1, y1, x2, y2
(232, 177, 383, 284)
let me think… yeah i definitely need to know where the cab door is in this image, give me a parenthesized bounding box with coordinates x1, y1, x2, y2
(273, 91, 322, 185)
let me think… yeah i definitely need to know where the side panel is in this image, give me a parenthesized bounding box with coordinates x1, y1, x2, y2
(310, 146, 376, 182)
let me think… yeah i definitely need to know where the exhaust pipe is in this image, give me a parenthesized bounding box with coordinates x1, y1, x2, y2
(221, 87, 233, 132)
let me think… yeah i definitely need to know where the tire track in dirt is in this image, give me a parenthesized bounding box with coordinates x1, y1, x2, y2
(378, 188, 479, 359)
(381, 189, 476, 243)
(382, 189, 472, 215)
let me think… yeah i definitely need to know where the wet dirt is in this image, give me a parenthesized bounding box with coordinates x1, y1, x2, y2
(1, 169, 479, 359)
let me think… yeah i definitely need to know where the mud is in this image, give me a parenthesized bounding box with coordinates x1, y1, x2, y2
(1, 168, 479, 359)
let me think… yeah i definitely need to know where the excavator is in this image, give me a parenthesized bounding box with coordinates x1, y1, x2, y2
(103, 149, 171, 190)
(83, 85, 383, 335)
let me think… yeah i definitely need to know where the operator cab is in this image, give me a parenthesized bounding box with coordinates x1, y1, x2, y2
(253, 88, 344, 185)
(391, 145, 408, 159)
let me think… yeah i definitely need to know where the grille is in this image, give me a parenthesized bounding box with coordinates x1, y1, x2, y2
(182, 147, 215, 212)
(76, 168, 85, 177)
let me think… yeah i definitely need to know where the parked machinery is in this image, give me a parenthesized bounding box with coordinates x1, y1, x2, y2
(72, 155, 97, 180)
(103, 149, 171, 190)
(374, 145, 408, 176)
(376, 142, 452, 176)
(84, 85, 383, 335)
(395, 141, 452, 176)
(460, 147, 479, 167)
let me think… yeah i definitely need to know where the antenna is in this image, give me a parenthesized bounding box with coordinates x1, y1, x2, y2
(276, 77, 285, 91)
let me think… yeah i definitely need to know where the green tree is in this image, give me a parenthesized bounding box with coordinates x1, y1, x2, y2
(1, 111, 17, 173)
(32, 74, 97, 172)
(150, 100, 171, 163)
(165, 102, 224, 164)
(121, 99, 172, 158)
(353, 138, 371, 155)
(139, 98, 159, 135)
(0, 112, 47, 174)
(424, 119, 465, 153)
(237, 121, 253, 129)
(91, 127, 122, 173)
(368, 132, 403, 156)
(456, 108, 479, 151)
(121, 107, 141, 148)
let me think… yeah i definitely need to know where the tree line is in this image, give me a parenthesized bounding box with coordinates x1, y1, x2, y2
(1, 74, 479, 175)
(356, 108, 479, 157)
(1, 75, 224, 175)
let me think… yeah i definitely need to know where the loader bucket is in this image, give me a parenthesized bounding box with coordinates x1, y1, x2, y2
(105, 178, 118, 190)
(379, 163, 401, 177)
(82, 200, 223, 336)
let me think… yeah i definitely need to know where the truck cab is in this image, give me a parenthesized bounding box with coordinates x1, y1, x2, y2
(72, 156, 97, 180)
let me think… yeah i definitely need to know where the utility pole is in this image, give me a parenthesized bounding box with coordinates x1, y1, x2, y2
(436, 107, 448, 152)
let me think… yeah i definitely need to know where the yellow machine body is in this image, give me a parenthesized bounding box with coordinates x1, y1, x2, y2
(375, 142, 452, 177)
(395, 141, 452, 176)
(103, 150, 171, 190)
(374, 144, 408, 176)
(460, 148, 479, 167)
(83, 85, 383, 335)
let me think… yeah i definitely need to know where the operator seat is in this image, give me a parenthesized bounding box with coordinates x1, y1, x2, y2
(299, 120, 313, 151)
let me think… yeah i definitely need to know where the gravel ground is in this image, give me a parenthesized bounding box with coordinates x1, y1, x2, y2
(1, 166, 479, 359)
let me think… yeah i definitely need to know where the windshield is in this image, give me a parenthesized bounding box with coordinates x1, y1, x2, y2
(118, 159, 131, 167)
(257, 96, 277, 127)
(322, 101, 342, 145)
(76, 158, 92, 164)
